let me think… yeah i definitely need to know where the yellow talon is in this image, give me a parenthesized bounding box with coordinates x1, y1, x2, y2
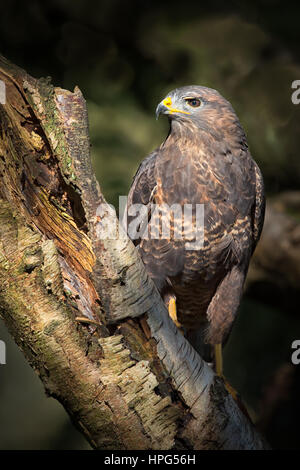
(214, 343, 239, 401)
(168, 298, 182, 329)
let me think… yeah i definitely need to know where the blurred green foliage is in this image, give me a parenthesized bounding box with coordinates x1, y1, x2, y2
(0, 0, 300, 449)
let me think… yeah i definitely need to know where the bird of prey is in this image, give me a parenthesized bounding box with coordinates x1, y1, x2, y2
(124, 85, 265, 375)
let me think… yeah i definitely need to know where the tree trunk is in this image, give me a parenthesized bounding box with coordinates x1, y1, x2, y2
(0, 55, 268, 450)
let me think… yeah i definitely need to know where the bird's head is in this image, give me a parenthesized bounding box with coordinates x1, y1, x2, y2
(156, 85, 243, 140)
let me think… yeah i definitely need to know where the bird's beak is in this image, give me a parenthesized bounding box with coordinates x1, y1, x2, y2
(155, 96, 191, 120)
(155, 102, 167, 120)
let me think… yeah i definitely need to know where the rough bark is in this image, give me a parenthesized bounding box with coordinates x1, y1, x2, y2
(0, 55, 268, 450)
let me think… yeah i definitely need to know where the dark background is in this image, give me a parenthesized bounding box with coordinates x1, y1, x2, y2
(0, 0, 300, 449)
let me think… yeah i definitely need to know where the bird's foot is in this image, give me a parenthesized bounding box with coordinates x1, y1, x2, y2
(221, 377, 239, 401)
(214, 343, 239, 401)
(220, 374, 251, 420)
(168, 298, 183, 330)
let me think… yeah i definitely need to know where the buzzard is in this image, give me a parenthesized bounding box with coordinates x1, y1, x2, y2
(124, 85, 265, 375)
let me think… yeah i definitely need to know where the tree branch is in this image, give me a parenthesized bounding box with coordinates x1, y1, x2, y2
(249, 198, 300, 290)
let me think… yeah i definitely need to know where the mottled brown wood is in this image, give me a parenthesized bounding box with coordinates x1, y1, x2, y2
(0, 54, 268, 450)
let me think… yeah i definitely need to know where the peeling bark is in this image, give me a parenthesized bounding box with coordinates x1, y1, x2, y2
(0, 55, 268, 450)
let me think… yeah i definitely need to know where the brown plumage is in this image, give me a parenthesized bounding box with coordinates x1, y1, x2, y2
(124, 85, 265, 362)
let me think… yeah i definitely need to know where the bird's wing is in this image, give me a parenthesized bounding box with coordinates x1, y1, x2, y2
(252, 160, 265, 252)
(123, 150, 158, 246)
(124, 146, 188, 291)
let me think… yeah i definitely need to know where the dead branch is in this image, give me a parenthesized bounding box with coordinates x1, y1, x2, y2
(248, 198, 300, 290)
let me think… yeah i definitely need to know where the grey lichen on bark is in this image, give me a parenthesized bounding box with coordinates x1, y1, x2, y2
(0, 54, 268, 450)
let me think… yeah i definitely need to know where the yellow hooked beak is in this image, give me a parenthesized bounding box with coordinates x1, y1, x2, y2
(156, 96, 191, 119)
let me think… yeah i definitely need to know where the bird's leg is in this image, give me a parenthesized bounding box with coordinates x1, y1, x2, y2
(214, 343, 238, 400)
(168, 297, 183, 330)
(163, 290, 183, 329)
(206, 268, 246, 401)
(214, 343, 223, 376)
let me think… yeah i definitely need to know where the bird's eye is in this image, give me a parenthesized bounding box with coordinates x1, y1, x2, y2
(185, 98, 201, 108)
